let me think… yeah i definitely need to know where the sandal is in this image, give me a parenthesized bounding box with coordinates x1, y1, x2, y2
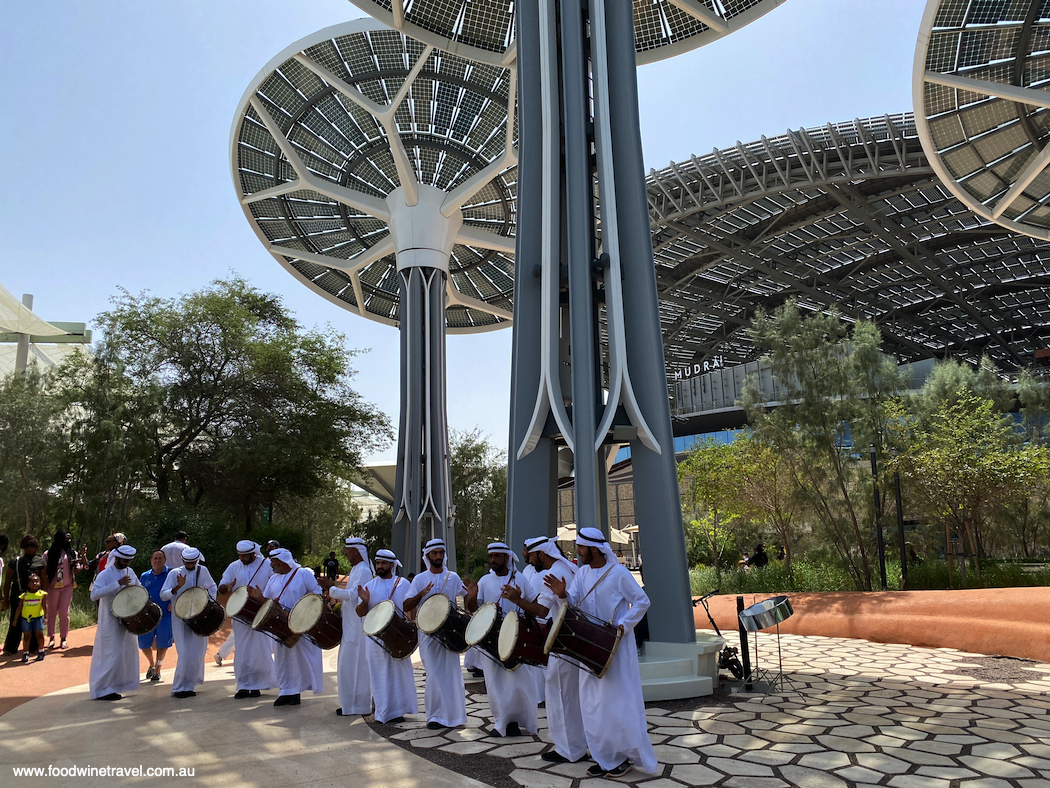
(59, 640, 67, 649)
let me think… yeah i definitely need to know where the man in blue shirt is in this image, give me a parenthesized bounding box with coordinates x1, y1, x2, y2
(139, 550, 173, 682)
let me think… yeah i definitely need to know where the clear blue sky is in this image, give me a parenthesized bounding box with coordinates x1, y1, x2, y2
(2, 0, 923, 462)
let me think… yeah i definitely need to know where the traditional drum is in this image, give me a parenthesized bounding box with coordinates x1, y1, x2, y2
(543, 602, 621, 678)
(112, 585, 161, 636)
(498, 610, 550, 668)
(289, 593, 342, 649)
(416, 593, 470, 653)
(465, 602, 518, 670)
(251, 598, 300, 648)
(362, 600, 417, 660)
(174, 586, 225, 637)
(224, 585, 264, 627)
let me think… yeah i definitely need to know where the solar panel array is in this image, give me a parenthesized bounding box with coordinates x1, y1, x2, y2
(646, 112, 1050, 373)
(233, 26, 516, 332)
(346, 0, 785, 65)
(917, 0, 1050, 238)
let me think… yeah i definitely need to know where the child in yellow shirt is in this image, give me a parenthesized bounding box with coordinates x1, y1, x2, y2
(15, 572, 48, 663)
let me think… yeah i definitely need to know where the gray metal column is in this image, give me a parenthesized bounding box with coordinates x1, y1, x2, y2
(601, 0, 694, 643)
(14, 294, 31, 374)
(393, 267, 452, 574)
(506, 0, 559, 552)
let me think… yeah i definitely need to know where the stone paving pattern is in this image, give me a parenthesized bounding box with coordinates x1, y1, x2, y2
(383, 634, 1050, 788)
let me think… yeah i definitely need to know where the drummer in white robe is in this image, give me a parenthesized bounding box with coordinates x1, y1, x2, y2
(521, 536, 548, 705)
(160, 547, 217, 699)
(262, 548, 324, 706)
(322, 536, 373, 717)
(403, 539, 467, 731)
(89, 545, 141, 701)
(217, 540, 276, 699)
(356, 548, 417, 724)
(504, 537, 586, 763)
(544, 527, 657, 779)
(465, 541, 538, 738)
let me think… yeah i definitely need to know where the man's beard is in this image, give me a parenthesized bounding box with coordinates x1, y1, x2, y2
(377, 566, 392, 579)
(529, 553, 544, 571)
(490, 559, 508, 576)
(578, 549, 593, 566)
(429, 557, 444, 570)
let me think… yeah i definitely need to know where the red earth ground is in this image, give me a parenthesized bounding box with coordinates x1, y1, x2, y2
(1, 587, 1046, 718)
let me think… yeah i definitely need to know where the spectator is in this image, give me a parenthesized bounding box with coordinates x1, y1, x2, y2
(747, 544, 769, 569)
(160, 531, 190, 571)
(44, 530, 80, 649)
(3, 535, 46, 655)
(323, 551, 340, 581)
(15, 572, 47, 662)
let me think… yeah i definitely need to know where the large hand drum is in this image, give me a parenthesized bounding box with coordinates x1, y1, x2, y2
(252, 598, 300, 648)
(174, 586, 225, 637)
(225, 585, 263, 627)
(544, 602, 622, 678)
(416, 593, 470, 653)
(498, 611, 549, 668)
(112, 585, 161, 636)
(465, 602, 517, 670)
(290, 593, 342, 649)
(363, 600, 417, 660)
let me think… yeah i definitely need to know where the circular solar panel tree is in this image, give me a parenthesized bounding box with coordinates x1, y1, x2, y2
(346, 0, 785, 645)
(915, 0, 1050, 239)
(231, 19, 517, 566)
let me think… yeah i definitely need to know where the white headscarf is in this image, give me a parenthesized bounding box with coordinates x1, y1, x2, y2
(181, 546, 203, 564)
(113, 545, 137, 560)
(344, 537, 374, 575)
(524, 536, 549, 554)
(375, 549, 403, 571)
(422, 538, 446, 571)
(577, 527, 616, 563)
(533, 537, 576, 577)
(236, 540, 260, 557)
(269, 548, 299, 570)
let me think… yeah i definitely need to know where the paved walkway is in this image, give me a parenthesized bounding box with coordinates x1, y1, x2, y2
(2, 632, 1049, 788)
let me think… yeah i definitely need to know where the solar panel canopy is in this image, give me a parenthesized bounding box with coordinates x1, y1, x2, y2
(344, 0, 787, 66)
(231, 19, 516, 333)
(916, 0, 1050, 240)
(646, 112, 1050, 376)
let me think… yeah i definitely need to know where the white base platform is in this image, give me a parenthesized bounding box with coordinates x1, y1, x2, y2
(638, 631, 724, 701)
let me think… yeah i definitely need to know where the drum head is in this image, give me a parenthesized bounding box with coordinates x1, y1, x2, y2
(175, 586, 209, 620)
(544, 600, 568, 654)
(465, 602, 498, 646)
(363, 599, 395, 636)
(289, 593, 323, 634)
(226, 586, 249, 617)
(252, 598, 276, 629)
(416, 593, 450, 635)
(497, 611, 519, 662)
(112, 585, 147, 618)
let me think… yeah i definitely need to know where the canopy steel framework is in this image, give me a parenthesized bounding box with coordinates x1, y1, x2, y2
(646, 112, 1050, 374)
(231, 19, 517, 567)
(344, 0, 786, 67)
(915, 0, 1050, 240)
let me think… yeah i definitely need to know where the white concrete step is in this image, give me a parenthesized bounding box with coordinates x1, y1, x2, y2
(641, 673, 713, 701)
(638, 655, 696, 680)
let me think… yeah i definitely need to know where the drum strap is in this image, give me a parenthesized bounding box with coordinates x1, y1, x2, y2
(245, 559, 265, 589)
(577, 565, 615, 619)
(277, 568, 300, 601)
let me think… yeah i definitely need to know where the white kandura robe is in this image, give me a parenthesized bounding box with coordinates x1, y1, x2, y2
(362, 575, 417, 723)
(566, 562, 657, 774)
(218, 556, 276, 691)
(89, 565, 141, 698)
(328, 560, 373, 715)
(520, 563, 545, 704)
(263, 567, 324, 696)
(476, 570, 539, 736)
(536, 561, 587, 761)
(160, 565, 218, 694)
(409, 569, 467, 727)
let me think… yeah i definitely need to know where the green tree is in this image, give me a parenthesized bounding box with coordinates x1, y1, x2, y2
(678, 438, 745, 571)
(449, 429, 507, 578)
(891, 393, 1050, 579)
(0, 367, 64, 534)
(734, 431, 804, 575)
(742, 301, 903, 590)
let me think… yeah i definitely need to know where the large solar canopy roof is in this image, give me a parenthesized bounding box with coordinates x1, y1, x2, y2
(231, 20, 516, 333)
(646, 112, 1050, 373)
(345, 0, 787, 67)
(916, 0, 1050, 239)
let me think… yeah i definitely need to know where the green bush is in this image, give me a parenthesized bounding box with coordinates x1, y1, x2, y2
(907, 559, 1050, 589)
